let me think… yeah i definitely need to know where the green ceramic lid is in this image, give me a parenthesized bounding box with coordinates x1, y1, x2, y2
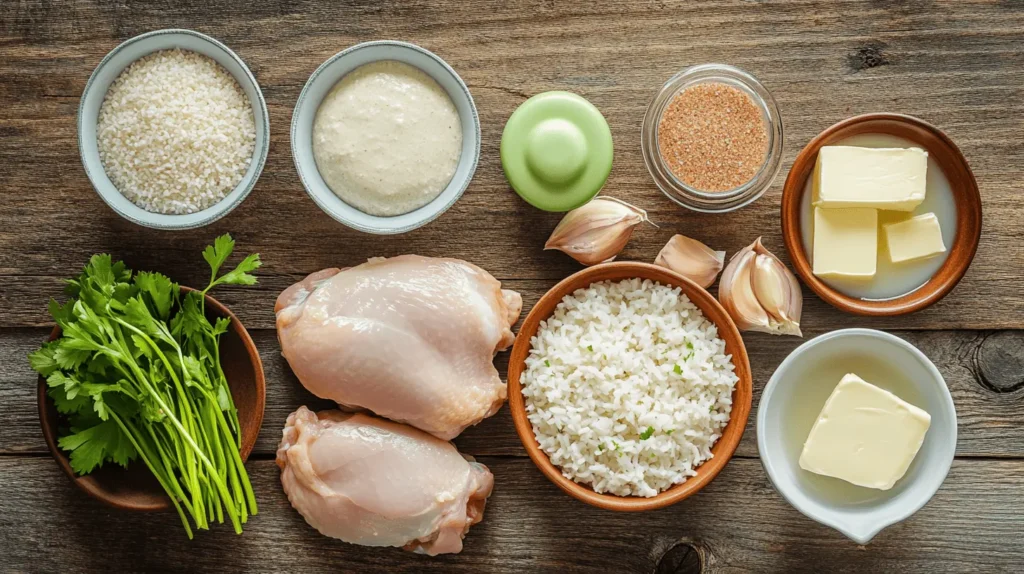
(500, 91, 613, 212)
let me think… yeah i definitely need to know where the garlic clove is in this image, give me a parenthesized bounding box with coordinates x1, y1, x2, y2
(654, 234, 725, 288)
(544, 197, 648, 266)
(720, 237, 804, 336)
(719, 243, 773, 333)
(750, 238, 803, 336)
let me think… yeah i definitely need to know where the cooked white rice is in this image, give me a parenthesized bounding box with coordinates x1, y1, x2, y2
(521, 278, 738, 497)
(96, 48, 256, 215)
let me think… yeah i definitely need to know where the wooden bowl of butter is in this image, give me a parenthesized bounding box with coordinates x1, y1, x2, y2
(781, 113, 982, 316)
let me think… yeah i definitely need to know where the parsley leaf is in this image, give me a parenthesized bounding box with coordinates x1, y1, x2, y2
(134, 271, 177, 321)
(213, 316, 231, 336)
(47, 298, 75, 326)
(673, 364, 682, 375)
(47, 371, 80, 397)
(58, 419, 136, 474)
(171, 291, 210, 341)
(215, 253, 261, 287)
(202, 234, 236, 281)
(203, 234, 261, 292)
(640, 426, 655, 440)
(28, 342, 60, 376)
(53, 341, 93, 371)
(48, 384, 89, 414)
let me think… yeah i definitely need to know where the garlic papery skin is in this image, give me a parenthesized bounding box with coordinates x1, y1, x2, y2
(654, 234, 725, 288)
(751, 239, 803, 336)
(544, 197, 648, 266)
(719, 243, 773, 333)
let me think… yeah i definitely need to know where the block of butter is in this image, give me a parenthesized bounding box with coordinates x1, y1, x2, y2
(813, 146, 928, 211)
(885, 212, 947, 263)
(799, 373, 931, 490)
(813, 207, 877, 279)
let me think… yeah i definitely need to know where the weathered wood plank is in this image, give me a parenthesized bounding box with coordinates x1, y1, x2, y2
(1, 1, 1023, 330)
(4, 328, 1022, 459)
(3, 1, 1024, 571)
(1, 456, 1021, 572)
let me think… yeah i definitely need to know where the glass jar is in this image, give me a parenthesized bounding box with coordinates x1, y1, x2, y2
(641, 63, 784, 213)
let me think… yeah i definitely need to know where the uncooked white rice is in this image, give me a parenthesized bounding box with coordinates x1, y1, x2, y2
(96, 48, 256, 214)
(521, 278, 738, 497)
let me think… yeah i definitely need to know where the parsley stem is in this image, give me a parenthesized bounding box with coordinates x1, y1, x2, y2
(118, 348, 242, 532)
(112, 412, 195, 539)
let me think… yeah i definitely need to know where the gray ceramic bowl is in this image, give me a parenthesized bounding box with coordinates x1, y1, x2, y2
(757, 329, 957, 544)
(291, 40, 481, 234)
(78, 29, 270, 230)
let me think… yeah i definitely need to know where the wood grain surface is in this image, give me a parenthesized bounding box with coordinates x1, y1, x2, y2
(2, 0, 1023, 572)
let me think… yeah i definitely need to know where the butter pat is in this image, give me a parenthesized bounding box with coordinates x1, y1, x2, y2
(813, 146, 928, 211)
(885, 212, 946, 263)
(812, 207, 877, 279)
(799, 373, 931, 490)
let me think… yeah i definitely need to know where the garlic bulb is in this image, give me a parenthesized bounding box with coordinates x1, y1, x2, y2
(719, 238, 803, 336)
(544, 197, 649, 266)
(654, 235, 725, 288)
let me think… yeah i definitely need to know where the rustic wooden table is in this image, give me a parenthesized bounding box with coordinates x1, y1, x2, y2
(2, 1, 1023, 572)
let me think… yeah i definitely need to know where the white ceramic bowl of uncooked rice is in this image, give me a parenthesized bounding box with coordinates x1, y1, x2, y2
(78, 29, 269, 229)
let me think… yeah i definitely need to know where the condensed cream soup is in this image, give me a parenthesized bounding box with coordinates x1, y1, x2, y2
(312, 60, 462, 216)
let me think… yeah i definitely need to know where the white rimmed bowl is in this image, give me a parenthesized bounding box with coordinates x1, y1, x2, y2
(291, 40, 481, 234)
(78, 29, 270, 230)
(757, 329, 957, 544)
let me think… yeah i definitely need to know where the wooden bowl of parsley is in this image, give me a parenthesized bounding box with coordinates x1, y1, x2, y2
(34, 235, 265, 534)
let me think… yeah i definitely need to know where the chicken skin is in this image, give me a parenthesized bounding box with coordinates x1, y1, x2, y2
(275, 255, 522, 440)
(277, 407, 494, 555)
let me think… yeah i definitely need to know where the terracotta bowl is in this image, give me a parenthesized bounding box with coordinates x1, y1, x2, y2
(781, 113, 982, 316)
(37, 286, 266, 511)
(507, 262, 752, 511)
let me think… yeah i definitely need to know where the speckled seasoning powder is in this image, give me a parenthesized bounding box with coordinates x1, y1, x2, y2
(657, 82, 769, 192)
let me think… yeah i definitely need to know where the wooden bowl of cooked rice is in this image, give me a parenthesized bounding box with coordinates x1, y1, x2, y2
(507, 262, 752, 511)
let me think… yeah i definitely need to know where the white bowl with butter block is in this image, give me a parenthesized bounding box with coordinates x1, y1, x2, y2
(757, 329, 957, 544)
(781, 113, 982, 316)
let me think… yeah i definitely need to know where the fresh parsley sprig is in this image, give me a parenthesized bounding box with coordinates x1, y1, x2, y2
(29, 234, 261, 538)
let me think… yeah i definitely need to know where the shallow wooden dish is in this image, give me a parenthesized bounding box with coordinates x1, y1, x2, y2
(507, 262, 752, 512)
(781, 113, 982, 316)
(37, 286, 266, 511)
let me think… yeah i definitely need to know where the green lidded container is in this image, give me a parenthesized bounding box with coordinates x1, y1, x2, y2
(500, 91, 613, 212)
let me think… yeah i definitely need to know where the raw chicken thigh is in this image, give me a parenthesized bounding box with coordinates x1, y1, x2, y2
(277, 407, 493, 555)
(275, 255, 522, 440)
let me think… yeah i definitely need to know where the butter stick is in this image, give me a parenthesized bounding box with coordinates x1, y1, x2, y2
(813, 146, 928, 211)
(884, 212, 946, 263)
(812, 207, 877, 279)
